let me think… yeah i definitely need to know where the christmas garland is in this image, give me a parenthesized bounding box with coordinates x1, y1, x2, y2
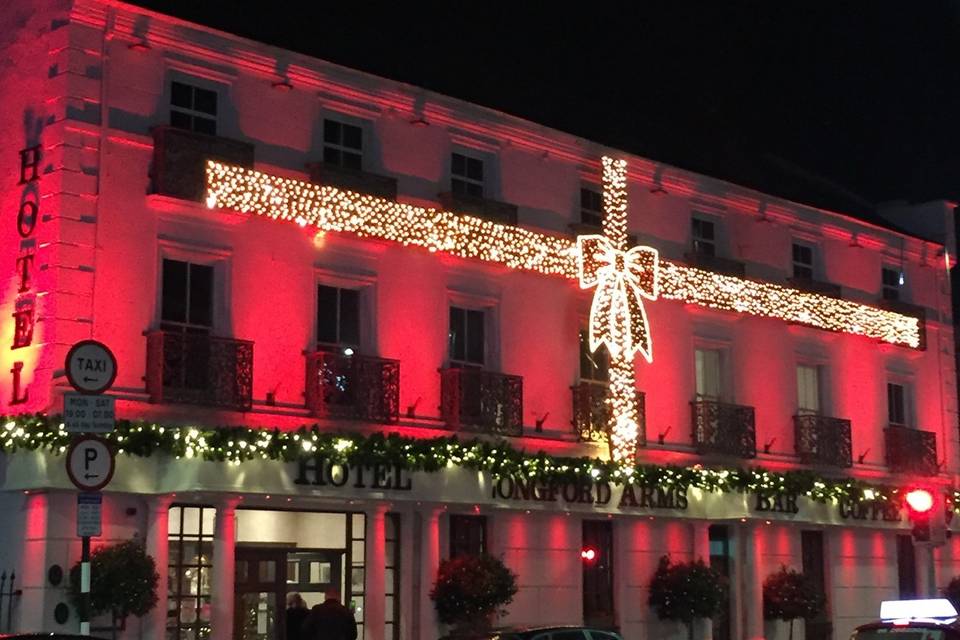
(0, 414, 949, 509)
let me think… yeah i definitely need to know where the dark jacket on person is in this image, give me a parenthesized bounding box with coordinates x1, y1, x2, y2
(301, 599, 358, 640)
(286, 606, 310, 640)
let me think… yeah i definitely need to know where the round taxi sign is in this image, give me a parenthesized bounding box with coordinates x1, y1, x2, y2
(66, 436, 115, 492)
(65, 340, 117, 395)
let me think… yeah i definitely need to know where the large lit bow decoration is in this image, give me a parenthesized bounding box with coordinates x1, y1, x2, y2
(577, 235, 659, 362)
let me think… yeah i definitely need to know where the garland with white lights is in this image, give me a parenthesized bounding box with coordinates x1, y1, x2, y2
(1, 415, 949, 510)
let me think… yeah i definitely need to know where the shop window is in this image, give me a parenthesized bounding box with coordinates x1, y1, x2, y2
(897, 534, 917, 599)
(323, 120, 363, 171)
(582, 520, 614, 629)
(167, 505, 216, 640)
(449, 306, 485, 367)
(317, 285, 361, 350)
(695, 348, 723, 400)
(580, 187, 603, 227)
(882, 266, 902, 301)
(170, 80, 218, 135)
(792, 243, 814, 280)
(691, 217, 716, 256)
(451, 152, 484, 198)
(161, 258, 214, 332)
(579, 328, 609, 384)
(449, 515, 486, 558)
(796, 365, 821, 414)
(385, 513, 400, 640)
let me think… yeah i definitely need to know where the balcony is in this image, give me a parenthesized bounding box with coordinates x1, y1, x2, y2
(683, 251, 746, 277)
(145, 330, 253, 411)
(788, 277, 843, 298)
(885, 425, 938, 476)
(440, 368, 523, 436)
(150, 126, 255, 201)
(307, 162, 398, 200)
(571, 381, 646, 446)
(794, 414, 852, 467)
(691, 399, 756, 458)
(304, 350, 400, 423)
(439, 192, 518, 225)
(878, 298, 927, 350)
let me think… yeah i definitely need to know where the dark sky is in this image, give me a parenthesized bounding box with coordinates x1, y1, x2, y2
(132, 1, 960, 215)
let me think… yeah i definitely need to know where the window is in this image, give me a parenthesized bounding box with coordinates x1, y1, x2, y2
(801, 531, 831, 639)
(170, 81, 217, 135)
(348, 513, 367, 638)
(582, 520, 614, 628)
(579, 328, 609, 383)
(887, 382, 908, 426)
(385, 514, 400, 640)
(323, 120, 362, 171)
(167, 505, 216, 640)
(882, 267, 902, 301)
(451, 152, 484, 198)
(161, 259, 214, 331)
(449, 515, 486, 558)
(792, 243, 814, 280)
(796, 365, 821, 414)
(691, 217, 716, 256)
(317, 285, 360, 349)
(580, 187, 603, 227)
(695, 348, 722, 399)
(709, 525, 733, 640)
(449, 306, 485, 367)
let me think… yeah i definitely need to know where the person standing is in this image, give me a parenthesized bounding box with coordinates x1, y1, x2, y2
(301, 588, 358, 640)
(286, 593, 310, 640)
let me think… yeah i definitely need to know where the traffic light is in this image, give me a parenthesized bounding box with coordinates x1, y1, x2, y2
(580, 546, 598, 564)
(905, 489, 946, 545)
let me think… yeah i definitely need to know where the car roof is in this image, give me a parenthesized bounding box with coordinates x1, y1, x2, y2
(0, 635, 110, 640)
(493, 627, 619, 638)
(855, 620, 960, 637)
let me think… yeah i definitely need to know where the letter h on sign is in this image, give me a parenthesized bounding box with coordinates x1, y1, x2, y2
(18, 146, 40, 184)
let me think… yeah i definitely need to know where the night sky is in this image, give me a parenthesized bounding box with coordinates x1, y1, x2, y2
(131, 1, 960, 216)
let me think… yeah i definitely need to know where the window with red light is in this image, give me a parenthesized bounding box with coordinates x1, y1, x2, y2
(882, 266, 903, 301)
(449, 515, 486, 558)
(579, 328, 609, 384)
(161, 259, 214, 333)
(323, 119, 363, 171)
(792, 242, 815, 280)
(449, 307, 485, 368)
(691, 217, 716, 257)
(317, 285, 361, 351)
(580, 186, 603, 228)
(887, 382, 911, 426)
(170, 80, 218, 136)
(451, 153, 484, 198)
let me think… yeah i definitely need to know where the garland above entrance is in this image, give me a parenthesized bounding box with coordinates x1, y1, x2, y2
(1, 414, 950, 511)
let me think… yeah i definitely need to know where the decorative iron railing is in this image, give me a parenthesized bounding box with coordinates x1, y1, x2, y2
(683, 251, 746, 277)
(571, 382, 646, 446)
(305, 350, 400, 423)
(691, 399, 756, 458)
(150, 126, 255, 201)
(794, 414, 852, 467)
(438, 192, 519, 225)
(788, 277, 843, 298)
(145, 330, 253, 411)
(885, 425, 938, 476)
(440, 368, 523, 436)
(307, 162, 398, 200)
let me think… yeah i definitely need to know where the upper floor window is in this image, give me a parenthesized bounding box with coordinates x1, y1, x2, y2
(796, 364, 821, 414)
(449, 514, 486, 558)
(449, 306, 485, 367)
(579, 329, 609, 383)
(170, 81, 217, 135)
(887, 382, 910, 426)
(792, 243, 814, 280)
(691, 217, 716, 256)
(317, 285, 360, 350)
(323, 120, 362, 170)
(580, 187, 603, 227)
(882, 266, 903, 301)
(451, 153, 484, 198)
(161, 258, 213, 331)
(695, 348, 723, 399)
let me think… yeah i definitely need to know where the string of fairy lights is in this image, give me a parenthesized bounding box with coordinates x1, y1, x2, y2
(205, 161, 922, 349)
(3, 414, 950, 511)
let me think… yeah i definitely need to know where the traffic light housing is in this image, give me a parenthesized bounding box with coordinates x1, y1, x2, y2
(905, 489, 946, 545)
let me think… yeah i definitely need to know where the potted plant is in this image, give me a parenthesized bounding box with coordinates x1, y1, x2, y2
(648, 555, 726, 640)
(431, 554, 518, 639)
(763, 565, 825, 640)
(68, 539, 159, 640)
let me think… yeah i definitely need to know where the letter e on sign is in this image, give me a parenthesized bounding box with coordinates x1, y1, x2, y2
(66, 436, 115, 492)
(65, 340, 117, 395)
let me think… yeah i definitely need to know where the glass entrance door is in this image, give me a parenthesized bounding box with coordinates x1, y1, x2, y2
(286, 551, 344, 608)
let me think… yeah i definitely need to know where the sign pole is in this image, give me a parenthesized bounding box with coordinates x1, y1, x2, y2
(80, 534, 90, 636)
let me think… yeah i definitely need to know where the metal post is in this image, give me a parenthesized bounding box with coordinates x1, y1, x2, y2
(80, 536, 91, 636)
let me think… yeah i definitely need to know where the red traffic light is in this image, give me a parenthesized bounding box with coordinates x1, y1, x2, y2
(581, 546, 598, 562)
(906, 489, 934, 514)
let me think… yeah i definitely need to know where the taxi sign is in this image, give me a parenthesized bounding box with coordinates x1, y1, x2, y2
(880, 599, 958, 621)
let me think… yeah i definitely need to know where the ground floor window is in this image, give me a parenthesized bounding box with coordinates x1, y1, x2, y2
(582, 519, 614, 629)
(449, 515, 486, 558)
(167, 505, 216, 640)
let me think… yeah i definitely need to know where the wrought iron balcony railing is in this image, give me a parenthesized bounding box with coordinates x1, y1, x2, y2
(885, 424, 938, 476)
(691, 399, 756, 458)
(793, 414, 852, 467)
(439, 192, 519, 225)
(304, 350, 400, 423)
(150, 126, 255, 201)
(683, 251, 746, 277)
(788, 277, 843, 298)
(878, 298, 927, 350)
(571, 381, 646, 446)
(307, 162, 399, 200)
(440, 368, 523, 436)
(145, 330, 253, 411)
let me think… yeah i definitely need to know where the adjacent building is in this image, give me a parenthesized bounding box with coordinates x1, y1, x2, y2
(1, 2, 958, 640)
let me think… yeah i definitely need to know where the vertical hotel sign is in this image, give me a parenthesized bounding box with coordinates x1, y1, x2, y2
(11, 144, 41, 404)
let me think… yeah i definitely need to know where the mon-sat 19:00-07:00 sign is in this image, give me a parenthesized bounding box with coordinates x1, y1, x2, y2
(64, 340, 117, 434)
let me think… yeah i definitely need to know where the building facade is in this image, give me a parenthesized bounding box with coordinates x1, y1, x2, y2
(1, 2, 959, 640)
